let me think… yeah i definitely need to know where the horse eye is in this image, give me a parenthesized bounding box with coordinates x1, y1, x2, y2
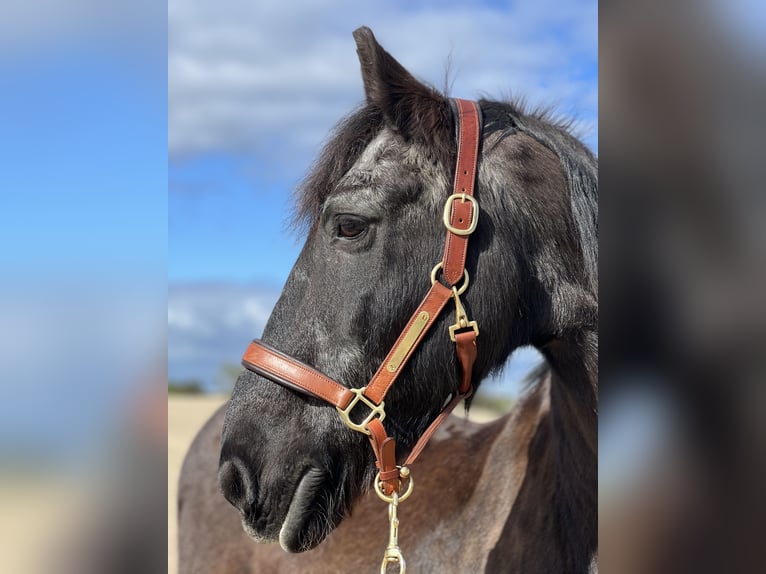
(336, 216, 367, 239)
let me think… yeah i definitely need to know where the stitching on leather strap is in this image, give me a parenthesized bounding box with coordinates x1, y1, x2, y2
(442, 99, 481, 286)
(242, 341, 353, 408)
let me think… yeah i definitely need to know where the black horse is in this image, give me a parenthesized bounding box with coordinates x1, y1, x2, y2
(179, 26, 597, 573)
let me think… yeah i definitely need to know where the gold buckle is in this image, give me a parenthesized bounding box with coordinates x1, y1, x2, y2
(448, 286, 479, 342)
(336, 387, 385, 435)
(442, 193, 479, 236)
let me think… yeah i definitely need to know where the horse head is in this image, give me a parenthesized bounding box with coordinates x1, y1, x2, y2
(218, 26, 597, 554)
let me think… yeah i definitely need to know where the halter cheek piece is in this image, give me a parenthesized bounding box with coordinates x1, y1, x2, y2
(241, 99, 482, 571)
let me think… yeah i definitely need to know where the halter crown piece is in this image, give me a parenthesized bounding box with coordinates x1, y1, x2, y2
(241, 99, 482, 573)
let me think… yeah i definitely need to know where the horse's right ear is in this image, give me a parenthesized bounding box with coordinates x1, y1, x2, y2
(353, 26, 451, 145)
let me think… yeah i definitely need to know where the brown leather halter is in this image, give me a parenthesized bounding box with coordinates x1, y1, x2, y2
(241, 98, 482, 501)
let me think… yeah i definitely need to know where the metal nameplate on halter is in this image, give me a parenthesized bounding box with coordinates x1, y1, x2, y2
(386, 311, 430, 373)
(443, 193, 479, 236)
(336, 387, 385, 435)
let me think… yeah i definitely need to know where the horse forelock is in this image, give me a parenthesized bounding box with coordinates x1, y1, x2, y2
(292, 105, 385, 232)
(293, 102, 459, 233)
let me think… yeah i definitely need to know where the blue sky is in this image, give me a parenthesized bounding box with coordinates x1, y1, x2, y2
(169, 154, 300, 283)
(1, 49, 166, 276)
(0, 3, 167, 459)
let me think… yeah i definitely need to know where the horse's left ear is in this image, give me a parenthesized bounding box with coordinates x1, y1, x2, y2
(353, 26, 451, 145)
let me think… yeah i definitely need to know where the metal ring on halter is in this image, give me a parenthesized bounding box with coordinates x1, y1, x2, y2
(373, 468, 414, 503)
(335, 386, 385, 435)
(430, 262, 469, 295)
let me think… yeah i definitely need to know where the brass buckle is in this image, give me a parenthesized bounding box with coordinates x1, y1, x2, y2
(336, 387, 385, 435)
(448, 286, 479, 342)
(443, 193, 479, 236)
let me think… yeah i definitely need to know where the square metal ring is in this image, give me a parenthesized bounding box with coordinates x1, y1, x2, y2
(336, 387, 385, 435)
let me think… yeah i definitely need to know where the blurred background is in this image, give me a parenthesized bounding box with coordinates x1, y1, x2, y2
(600, 0, 766, 572)
(0, 1, 167, 573)
(3, 0, 764, 573)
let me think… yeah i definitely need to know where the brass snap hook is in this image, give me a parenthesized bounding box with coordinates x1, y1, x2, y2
(381, 546, 406, 574)
(380, 492, 406, 574)
(448, 286, 479, 342)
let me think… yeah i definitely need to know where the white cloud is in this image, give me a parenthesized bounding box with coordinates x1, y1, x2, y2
(168, 282, 280, 389)
(169, 0, 598, 163)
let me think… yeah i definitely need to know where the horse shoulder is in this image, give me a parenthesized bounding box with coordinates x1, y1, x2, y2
(177, 386, 557, 574)
(177, 405, 271, 573)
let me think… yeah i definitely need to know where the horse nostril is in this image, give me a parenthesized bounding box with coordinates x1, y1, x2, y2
(218, 458, 256, 512)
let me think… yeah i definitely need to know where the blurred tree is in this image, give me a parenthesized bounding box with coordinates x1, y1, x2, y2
(167, 379, 203, 394)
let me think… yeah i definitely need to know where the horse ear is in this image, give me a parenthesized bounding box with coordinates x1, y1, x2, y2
(353, 26, 451, 144)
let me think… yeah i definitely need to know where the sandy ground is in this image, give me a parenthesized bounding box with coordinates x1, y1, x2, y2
(0, 474, 80, 574)
(168, 394, 228, 574)
(167, 394, 500, 574)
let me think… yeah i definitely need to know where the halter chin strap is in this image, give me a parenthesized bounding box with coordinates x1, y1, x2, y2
(241, 98, 482, 497)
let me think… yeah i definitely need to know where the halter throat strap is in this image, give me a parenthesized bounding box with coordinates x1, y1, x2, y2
(241, 98, 482, 496)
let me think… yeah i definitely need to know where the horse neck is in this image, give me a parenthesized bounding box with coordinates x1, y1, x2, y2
(542, 328, 598, 475)
(543, 327, 598, 527)
(456, 332, 597, 574)
(487, 329, 598, 571)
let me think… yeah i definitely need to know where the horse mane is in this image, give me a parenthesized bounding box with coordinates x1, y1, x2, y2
(293, 98, 598, 297)
(480, 99, 599, 294)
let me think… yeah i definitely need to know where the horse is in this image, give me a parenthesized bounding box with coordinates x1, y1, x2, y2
(178, 26, 597, 573)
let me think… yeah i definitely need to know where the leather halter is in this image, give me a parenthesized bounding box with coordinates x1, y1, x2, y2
(241, 98, 482, 497)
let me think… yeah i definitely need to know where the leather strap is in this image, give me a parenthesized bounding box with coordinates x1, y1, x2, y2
(442, 99, 481, 286)
(404, 386, 472, 467)
(242, 340, 354, 409)
(364, 281, 453, 405)
(368, 418, 399, 495)
(454, 330, 477, 395)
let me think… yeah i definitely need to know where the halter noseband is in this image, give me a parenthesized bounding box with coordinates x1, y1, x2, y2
(240, 99, 482, 570)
